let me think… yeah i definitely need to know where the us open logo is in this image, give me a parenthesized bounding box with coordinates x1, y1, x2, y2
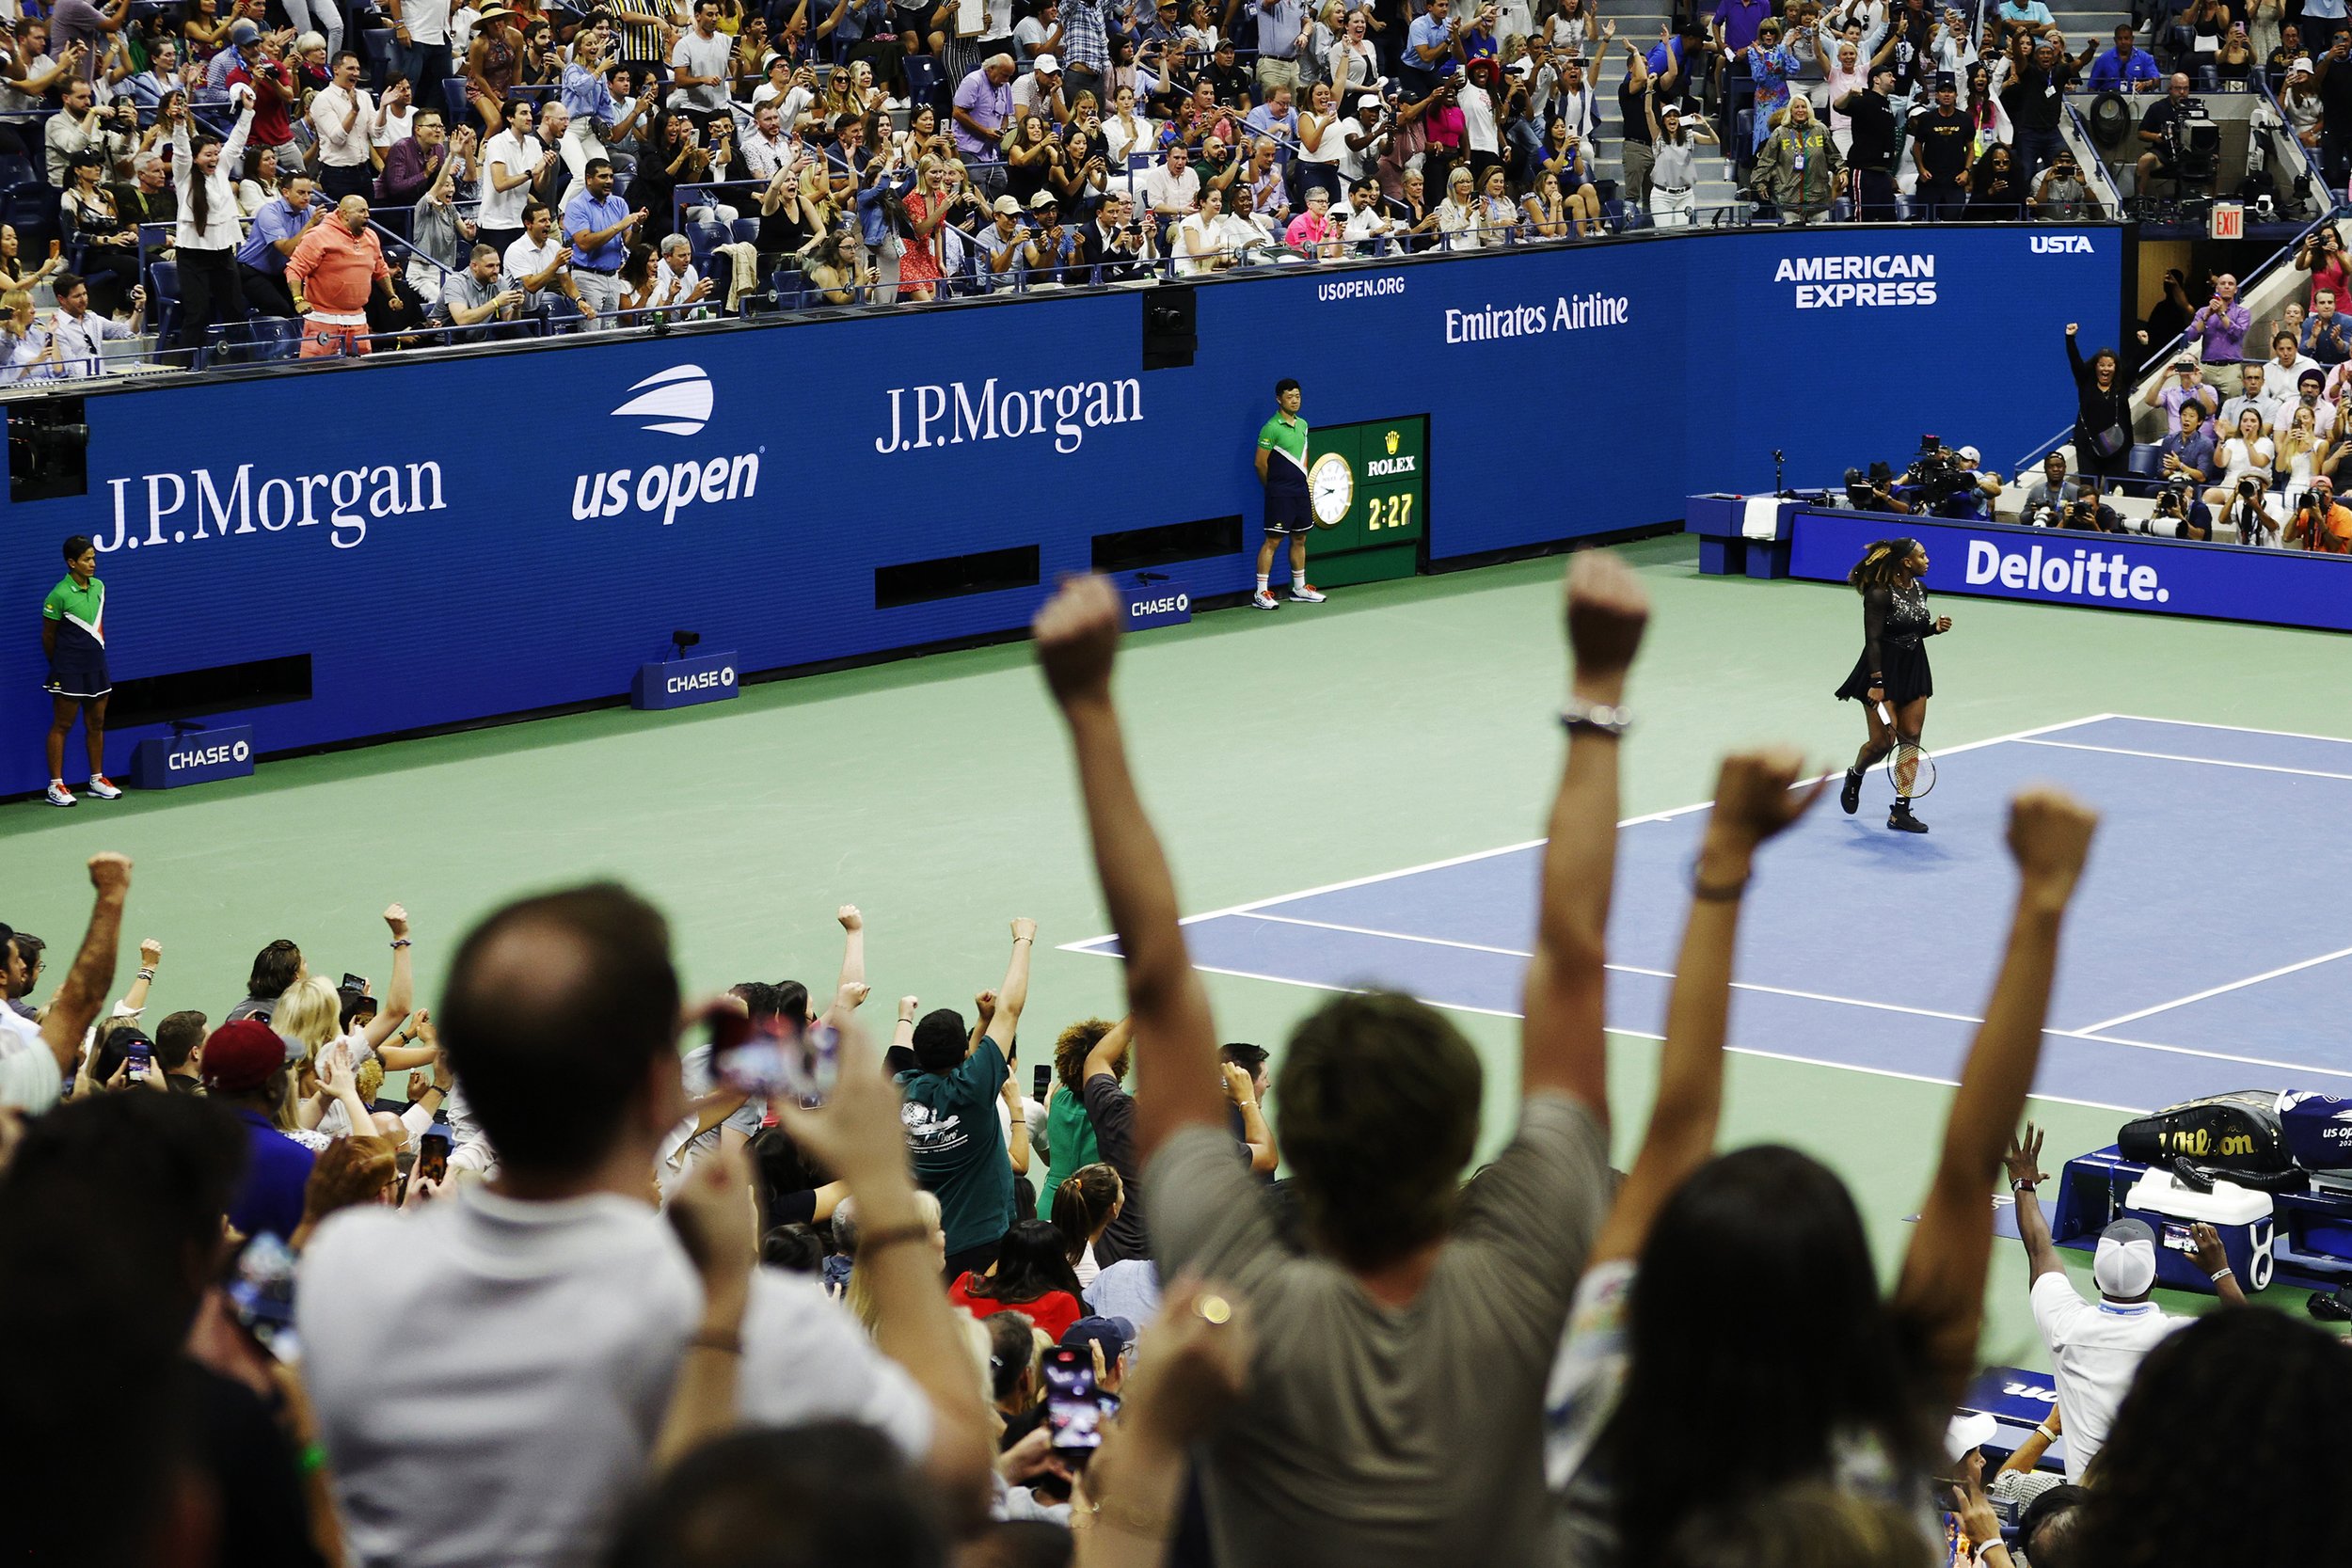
(612, 365, 715, 436)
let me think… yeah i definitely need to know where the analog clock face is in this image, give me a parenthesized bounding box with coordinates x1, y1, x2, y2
(1309, 452, 1353, 526)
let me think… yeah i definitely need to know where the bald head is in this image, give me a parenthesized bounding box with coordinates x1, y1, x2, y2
(337, 194, 371, 233)
(438, 884, 682, 1178)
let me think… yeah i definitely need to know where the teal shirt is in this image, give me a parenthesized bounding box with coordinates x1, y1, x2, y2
(1035, 1084, 1104, 1218)
(897, 1037, 1013, 1256)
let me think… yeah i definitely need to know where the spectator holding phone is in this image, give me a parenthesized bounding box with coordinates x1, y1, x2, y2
(296, 886, 995, 1568)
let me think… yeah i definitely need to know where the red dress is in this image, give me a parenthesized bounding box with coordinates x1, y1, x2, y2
(898, 188, 944, 294)
(946, 1275, 1084, 1339)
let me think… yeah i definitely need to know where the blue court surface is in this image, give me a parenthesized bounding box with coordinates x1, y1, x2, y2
(1069, 716, 2352, 1113)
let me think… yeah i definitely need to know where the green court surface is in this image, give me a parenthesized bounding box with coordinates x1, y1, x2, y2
(14, 532, 2352, 1364)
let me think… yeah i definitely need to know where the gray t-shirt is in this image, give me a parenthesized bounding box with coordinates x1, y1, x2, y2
(1148, 1092, 1610, 1568)
(668, 26, 733, 115)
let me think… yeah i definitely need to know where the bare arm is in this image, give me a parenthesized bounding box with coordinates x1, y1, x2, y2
(985, 918, 1037, 1048)
(1591, 751, 1822, 1264)
(1034, 577, 1224, 1164)
(653, 1143, 756, 1470)
(776, 1025, 994, 1530)
(40, 855, 132, 1075)
(1520, 552, 1646, 1115)
(1894, 792, 2097, 1405)
(1221, 1061, 1277, 1173)
(834, 905, 866, 1003)
(2001, 1122, 2068, 1282)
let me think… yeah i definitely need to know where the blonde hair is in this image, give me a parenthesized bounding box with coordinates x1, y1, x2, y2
(355, 1055, 385, 1103)
(274, 974, 343, 1054)
(834, 1188, 944, 1335)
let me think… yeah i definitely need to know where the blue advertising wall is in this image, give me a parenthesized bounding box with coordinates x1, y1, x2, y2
(0, 224, 2124, 797)
(1788, 508, 2352, 631)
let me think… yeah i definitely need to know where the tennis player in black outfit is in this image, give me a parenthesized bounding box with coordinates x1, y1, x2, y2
(1835, 538, 1951, 833)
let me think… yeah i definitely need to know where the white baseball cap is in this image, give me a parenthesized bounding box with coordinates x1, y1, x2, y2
(2094, 1217, 2158, 1299)
(1957, 445, 1981, 468)
(1034, 52, 1060, 72)
(1945, 1411, 1998, 1466)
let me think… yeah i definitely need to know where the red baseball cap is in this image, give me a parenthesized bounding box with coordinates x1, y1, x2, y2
(200, 1020, 288, 1094)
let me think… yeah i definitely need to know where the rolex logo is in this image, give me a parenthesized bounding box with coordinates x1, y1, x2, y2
(1384, 430, 1400, 455)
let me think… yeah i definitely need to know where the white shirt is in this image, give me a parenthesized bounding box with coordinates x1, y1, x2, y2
(172, 105, 254, 251)
(646, 256, 702, 308)
(503, 232, 564, 291)
(480, 127, 537, 229)
(402, 0, 453, 46)
(51, 306, 134, 377)
(2274, 394, 2337, 443)
(1458, 83, 1499, 154)
(298, 1187, 930, 1568)
(1174, 210, 1222, 274)
(310, 82, 377, 167)
(669, 24, 732, 114)
(738, 125, 797, 179)
(2217, 435, 2275, 484)
(0, 1006, 59, 1114)
(373, 103, 416, 150)
(1141, 162, 1200, 214)
(2028, 1274, 2186, 1481)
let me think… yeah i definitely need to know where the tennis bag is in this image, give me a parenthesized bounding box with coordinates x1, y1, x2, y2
(2119, 1090, 2352, 1188)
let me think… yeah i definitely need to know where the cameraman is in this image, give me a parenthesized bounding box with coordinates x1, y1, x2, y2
(2020, 451, 2081, 524)
(2034, 146, 2096, 219)
(2134, 71, 2193, 190)
(2145, 480, 2210, 538)
(1935, 443, 2004, 518)
(2285, 475, 2352, 550)
(1848, 461, 1915, 513)
(2061, 478, 2126, 533)
(2220, 476, 2282, 546)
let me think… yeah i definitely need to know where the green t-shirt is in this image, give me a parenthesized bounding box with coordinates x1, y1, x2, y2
(1258, 410, 1310, 492)
(1035, 1083, 1104, 1218)
(897, 1037, 1013, 1256)
(42, 575, 105, 653)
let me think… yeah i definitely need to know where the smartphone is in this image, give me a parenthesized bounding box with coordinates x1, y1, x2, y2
(226, 1232, 301, 1362)
(1041, 1346, 1118, 1454)
(418, 1122, 452, 1185)
(342, 971, 370, 993)
(2161, 1222, 2198, 1254)
(713, 1009, 841, 1107)
(125, 1037, 151, 1083)
(1033, 1064, 1052, 1102)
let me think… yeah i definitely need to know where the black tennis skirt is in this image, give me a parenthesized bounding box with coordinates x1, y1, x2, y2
(44, 648, 110, 702)
(1835, 637, 1931, 707)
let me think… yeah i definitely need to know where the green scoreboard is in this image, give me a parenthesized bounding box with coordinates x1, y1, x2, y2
(1302, 415, 1428, 587)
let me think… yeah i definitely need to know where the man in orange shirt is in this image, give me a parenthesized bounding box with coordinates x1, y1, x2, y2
(286, 195, 400, 357)
(2287, 475, 2352, 552)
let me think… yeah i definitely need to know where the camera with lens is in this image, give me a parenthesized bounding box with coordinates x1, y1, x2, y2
(1901, 434, 1974, 510)
(2153, 484, 2186, 516)
(1844, 459, 1898, 509)
(2237, 476, 2265, 501)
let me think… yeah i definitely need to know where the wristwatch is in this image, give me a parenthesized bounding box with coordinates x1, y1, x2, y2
(1559, 696, 1632, 736)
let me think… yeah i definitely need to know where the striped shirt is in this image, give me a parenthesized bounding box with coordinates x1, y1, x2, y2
(615, 0, 683, 64)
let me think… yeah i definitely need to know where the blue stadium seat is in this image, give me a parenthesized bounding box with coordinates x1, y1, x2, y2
(149, 258, 181, 347)
(443, 76, 470, 128)
(0, 154, 37, 198)
(4, 184, 58, 252)
(2127, 443, 2166, 480)
(903, 53, 945, 112)
(360, 26, 392, 87)
(729, 216, 758, 245)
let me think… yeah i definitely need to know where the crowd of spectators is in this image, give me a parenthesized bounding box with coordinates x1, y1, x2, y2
(6, 550, 2350, 1568)
(0, 0, 2230, 379)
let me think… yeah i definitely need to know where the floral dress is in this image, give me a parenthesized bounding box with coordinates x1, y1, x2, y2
(898, 186, 945, 293)
(1747, 41, 1800, 150)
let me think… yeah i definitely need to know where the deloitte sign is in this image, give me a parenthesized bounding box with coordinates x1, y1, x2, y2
(631, 649, 741, 711)
(129, 725, 256, 790)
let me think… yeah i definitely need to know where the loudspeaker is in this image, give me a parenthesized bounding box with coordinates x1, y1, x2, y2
(1143, 286, 1196, 371)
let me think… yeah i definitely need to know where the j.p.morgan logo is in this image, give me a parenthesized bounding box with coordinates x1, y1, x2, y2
(170, 738, 251, 770)
(668, 666, 737, 694)
(575, 365, 763, 523)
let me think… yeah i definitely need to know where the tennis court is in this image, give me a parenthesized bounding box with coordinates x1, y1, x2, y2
(1069, 714, 2352, 1116)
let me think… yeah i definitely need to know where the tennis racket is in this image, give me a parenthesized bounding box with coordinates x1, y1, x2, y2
(1877, 704, 1937, 799)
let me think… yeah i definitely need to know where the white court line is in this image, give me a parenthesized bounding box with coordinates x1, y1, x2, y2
(2015, 736, 2352, 784)
(1053, 711, 2122, 958)
(1238, 910, 1992, 1024)
(1185, 961, 2150, 1116)
(2102, 712, 2352, 749)
(1219, 910, 2352, 1083)
(2070, 942, 2352, 1035)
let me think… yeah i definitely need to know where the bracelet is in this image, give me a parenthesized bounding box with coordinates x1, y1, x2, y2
(389, 938, 412, 949)
(688, 1329, 743, 1354)
(858, 1220, 933, 1255)
(2034, 1422, 2057, 1442)
(2011, 1178, 2040, 1192)
(2210, 1265, 2235, 1284)
(135, 967, 156, 981)
(1559, 695, 1632, 737)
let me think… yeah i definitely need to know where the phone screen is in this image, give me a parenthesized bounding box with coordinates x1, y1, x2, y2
(342, 972, 370, 993)
(419, 1126, 452, 1185)
(226, 1233, 302, 1362)
(2161, 1222, 2197, 1254)
(1041, 1346, 1117, 1454)
(1033, 1064, 1052, 1102)
(713, 1011, 840, 1107)
(126, 1039, 151, 1082)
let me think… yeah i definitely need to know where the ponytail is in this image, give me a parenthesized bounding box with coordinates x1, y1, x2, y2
(1849, 537, 1917, 594)
(1050, 1163, 1122, 1264)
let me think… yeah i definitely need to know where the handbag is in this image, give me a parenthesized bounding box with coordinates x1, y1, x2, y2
(2085, 420, 2131, 459)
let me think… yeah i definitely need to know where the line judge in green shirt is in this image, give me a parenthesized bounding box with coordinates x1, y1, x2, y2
(1252, 376, 1327, 610)
(40, 532, 121, 808)
(896, 916, 1038, 1277)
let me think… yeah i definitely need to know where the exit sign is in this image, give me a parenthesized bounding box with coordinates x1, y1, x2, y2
(2210, 202, 2244, 240)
